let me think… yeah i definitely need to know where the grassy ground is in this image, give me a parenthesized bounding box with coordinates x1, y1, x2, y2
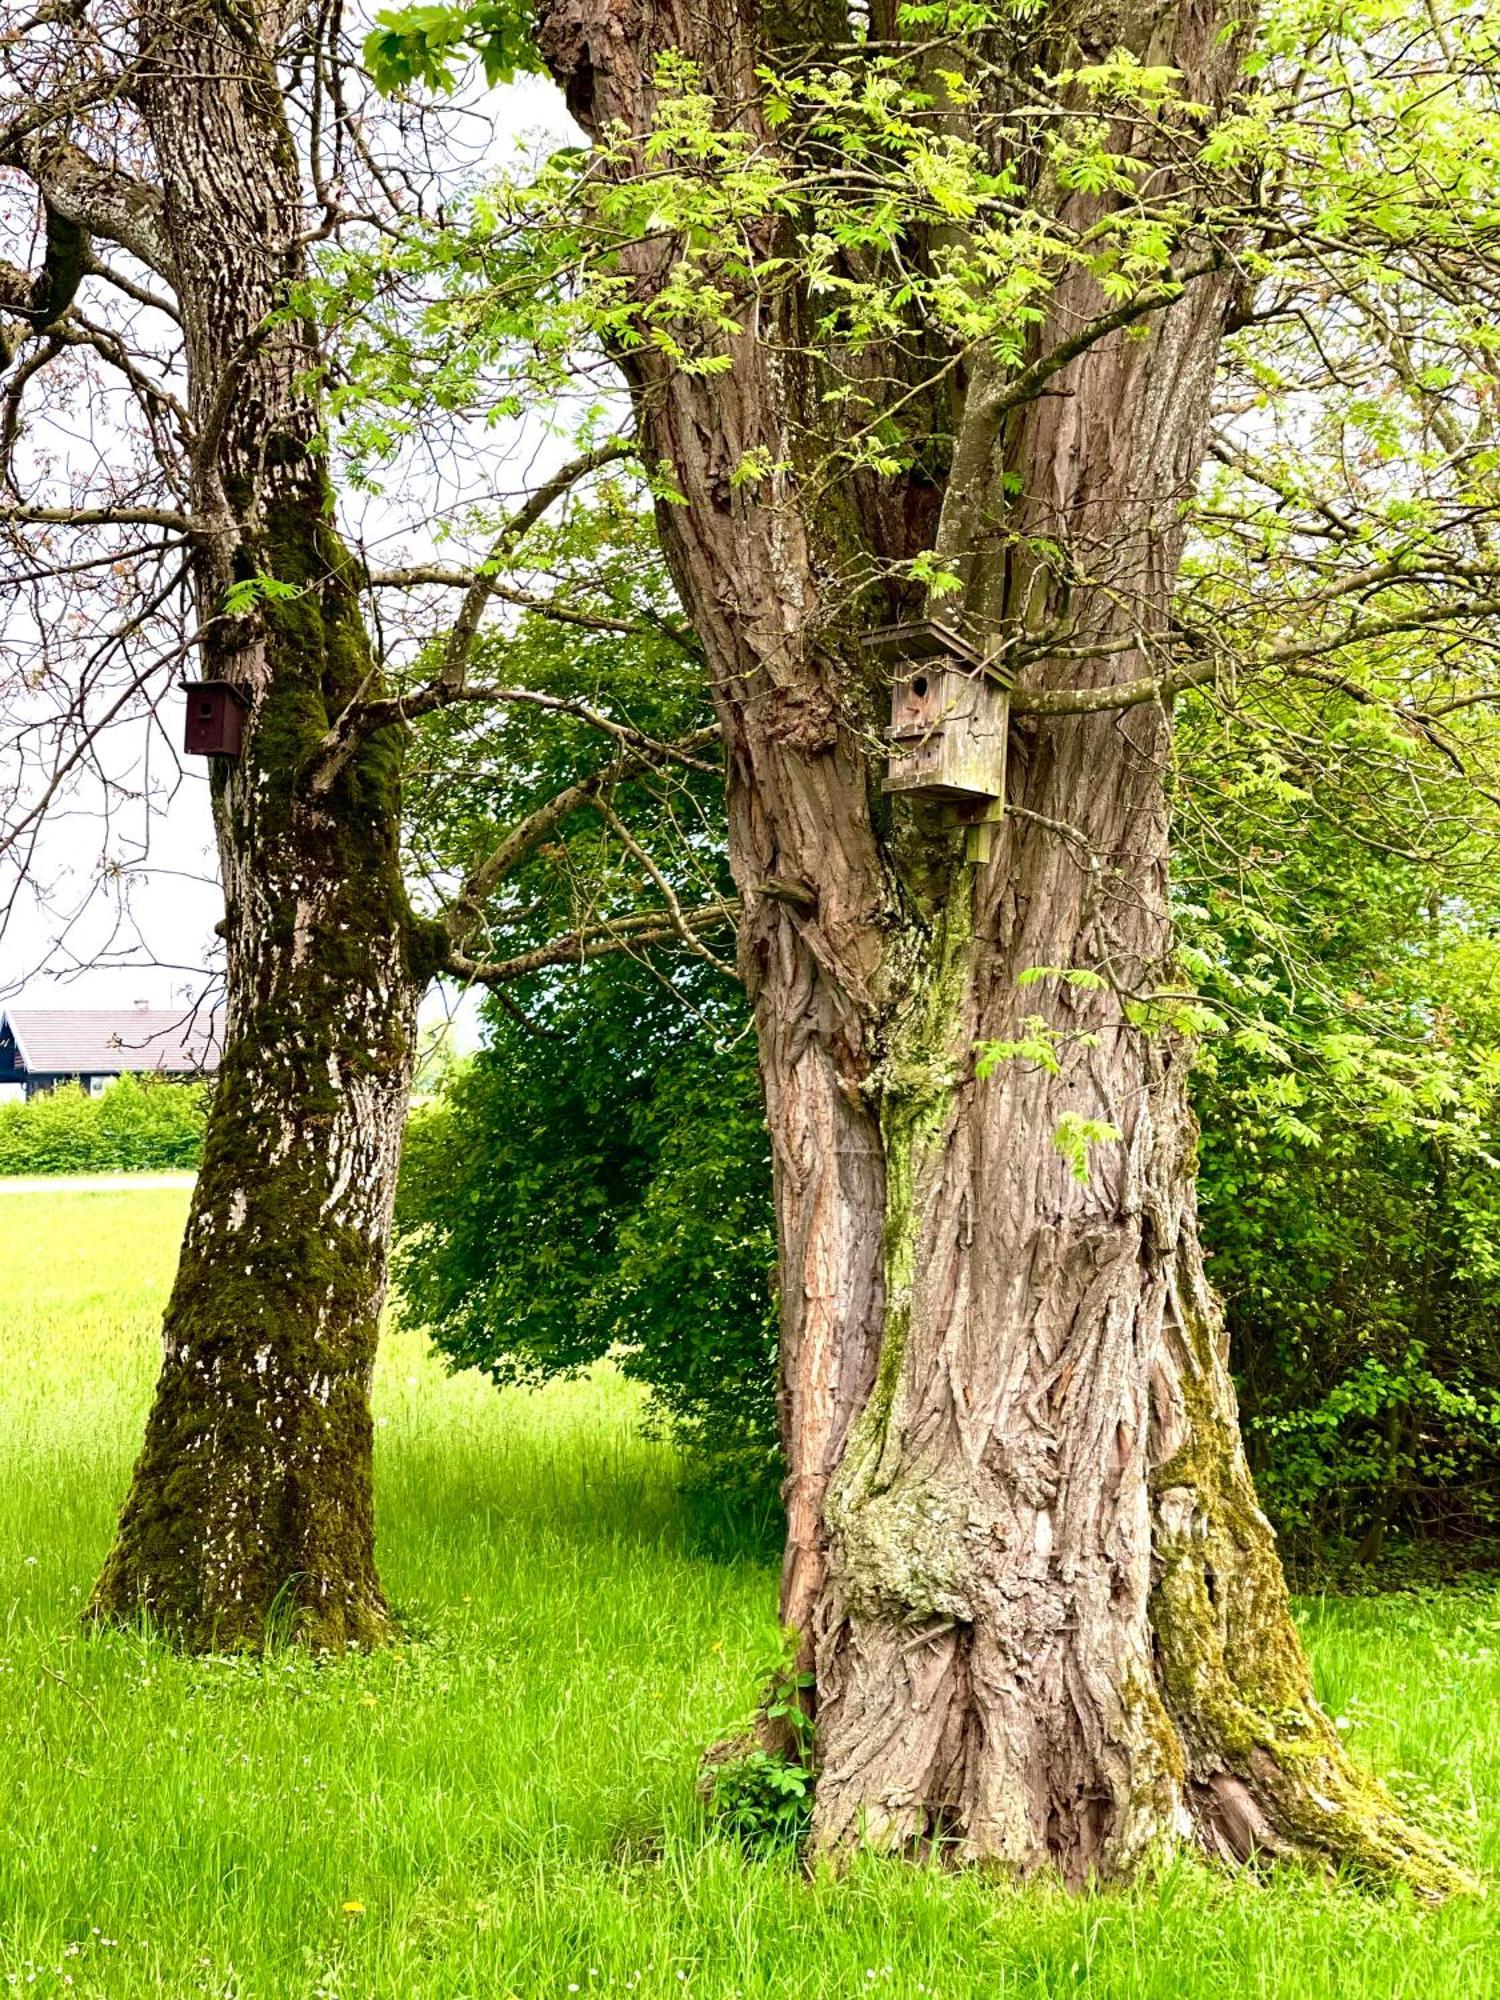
(1, 1186, 1497, 1999)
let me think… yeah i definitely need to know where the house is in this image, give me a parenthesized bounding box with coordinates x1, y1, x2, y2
(0, 1006, 220, 1102)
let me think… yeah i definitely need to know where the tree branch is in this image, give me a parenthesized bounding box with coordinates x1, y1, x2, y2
(4, 133, 168, 274)
(302, 443, 636, 793)
(433, 443, 635, 692)
(438, 725, 719, 951)
(306, 683, 716, 797)
(365, 562, 698, 649)
(444, 898, 740, 986)
(593, 795, 738, 977)
(1007, 596, 1500, 718)
(0, 500, 197, 532)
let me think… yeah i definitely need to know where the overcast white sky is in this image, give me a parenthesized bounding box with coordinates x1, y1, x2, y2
(2, 67, 577, 1054)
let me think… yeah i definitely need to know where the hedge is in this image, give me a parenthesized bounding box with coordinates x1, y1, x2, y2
(0, 1076, 206, 1175)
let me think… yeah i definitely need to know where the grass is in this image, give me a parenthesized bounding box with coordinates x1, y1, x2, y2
(0, 1187, 1497, 1999)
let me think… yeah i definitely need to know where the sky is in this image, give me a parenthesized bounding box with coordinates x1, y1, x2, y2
(1, 64, 577, 1057)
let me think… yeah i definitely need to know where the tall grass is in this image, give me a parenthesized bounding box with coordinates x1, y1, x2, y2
(0, 1187, 1496, 1998)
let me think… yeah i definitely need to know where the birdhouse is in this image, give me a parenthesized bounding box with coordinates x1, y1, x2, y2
(866, 622, 1013, 804)
(183, 680, 248, 760)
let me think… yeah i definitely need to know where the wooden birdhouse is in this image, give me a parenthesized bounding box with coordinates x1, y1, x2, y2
(183, 680, 248, 760)
(866, 622, 1013, 805)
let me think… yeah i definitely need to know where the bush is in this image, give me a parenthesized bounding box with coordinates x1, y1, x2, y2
(1197, 1076, 1500, 1561)
(395, 960, 780, 1499)
(0, 1076, 206, 1175)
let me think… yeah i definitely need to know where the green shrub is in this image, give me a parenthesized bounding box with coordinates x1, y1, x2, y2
(395, 959, 780, 1499)
(0, 1077, 206, 1176)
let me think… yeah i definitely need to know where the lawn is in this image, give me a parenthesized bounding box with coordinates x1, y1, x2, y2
(0, 1186, 1497, 1999)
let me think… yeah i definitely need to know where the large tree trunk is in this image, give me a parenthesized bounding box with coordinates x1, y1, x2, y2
(537, 0, 1466, 1889)
(87, 490, 426, 1651)
(87, 3, 432, 1650)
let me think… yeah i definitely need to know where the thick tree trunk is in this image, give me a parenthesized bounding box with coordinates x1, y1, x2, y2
(87, 5, 432, 1649)
(88, 491, 426, 1651)
(542, 0, 1467, 1888)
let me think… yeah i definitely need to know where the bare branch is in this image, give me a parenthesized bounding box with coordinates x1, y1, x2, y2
(432, 444, 636, 697)
(594, 795, 737, 977)
(438, 724, 720, 951)
(445, 898, 740, 986)
(0, 500, 197, 532)
(5, 134, 168, 274)
(302, 443, 636, 792)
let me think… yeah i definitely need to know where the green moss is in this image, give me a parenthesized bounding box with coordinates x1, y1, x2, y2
(824, 893, 977, 1618)
(1150, 1287, 1474, 1895)
(87, 480, 428, 1656)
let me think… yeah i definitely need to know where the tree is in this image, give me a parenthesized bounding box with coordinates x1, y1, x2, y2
(395, 676, 1500, 1563)
(394, 582, 775, 1496)
(397, 960, 779, 1496)
(1180, 705, 1500, 1564)
(357, 0, 1500, 1882)
(0, 4, 728, 1650)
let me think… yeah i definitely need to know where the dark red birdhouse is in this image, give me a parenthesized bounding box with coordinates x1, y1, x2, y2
(183, 680, 248, 759)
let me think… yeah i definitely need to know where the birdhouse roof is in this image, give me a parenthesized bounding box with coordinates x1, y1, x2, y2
(183, 679, 249, 707)
(862, 621, 1012, 686)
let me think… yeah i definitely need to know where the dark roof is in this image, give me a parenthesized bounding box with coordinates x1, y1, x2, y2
(2, 1007, 219, 1075)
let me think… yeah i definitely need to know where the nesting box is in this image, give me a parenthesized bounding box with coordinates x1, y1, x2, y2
(183, 680, 248, 759)
(866, 622, 1012, 803)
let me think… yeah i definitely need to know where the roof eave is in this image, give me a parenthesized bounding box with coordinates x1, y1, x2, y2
(0, 1010, 32, 1071)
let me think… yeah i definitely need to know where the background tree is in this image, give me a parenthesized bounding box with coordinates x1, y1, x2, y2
(0, 3, 727, 1650)
(395, 538, 773, 1504)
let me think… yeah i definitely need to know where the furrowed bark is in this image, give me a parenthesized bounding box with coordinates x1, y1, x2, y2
(536, 0, 1469, 1889)
(84, 3, 436, 1650)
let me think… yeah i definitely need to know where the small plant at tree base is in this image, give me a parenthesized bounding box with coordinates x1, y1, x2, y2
(707, 1664, 816, 1855)
(709, 1746, 814, 1854)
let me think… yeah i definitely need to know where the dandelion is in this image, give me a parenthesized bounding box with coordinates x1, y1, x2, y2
(341, 1901, 365, 1916)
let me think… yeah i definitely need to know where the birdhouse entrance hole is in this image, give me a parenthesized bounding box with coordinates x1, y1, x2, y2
(864, 621, 1013, 817)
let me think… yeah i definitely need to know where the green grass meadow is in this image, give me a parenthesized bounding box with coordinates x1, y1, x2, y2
(2, 1185, 1498, 1998)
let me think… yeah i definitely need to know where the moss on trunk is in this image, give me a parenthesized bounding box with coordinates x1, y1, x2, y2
(88, 486, 423, 1654)
(1148, 1257, 1474, 1893)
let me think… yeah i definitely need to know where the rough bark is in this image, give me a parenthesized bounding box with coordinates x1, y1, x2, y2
(536, 0, 1469, 1888)
(82, 3, 435, 1650)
